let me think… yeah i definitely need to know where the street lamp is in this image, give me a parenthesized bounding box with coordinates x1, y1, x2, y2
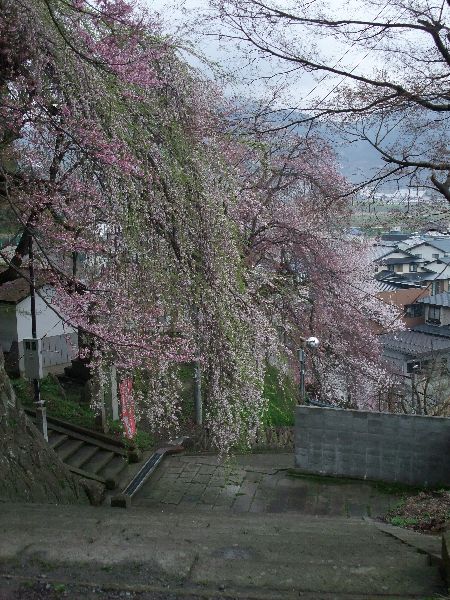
(409, 361, 421, 415)
(298, 336, 320, 404)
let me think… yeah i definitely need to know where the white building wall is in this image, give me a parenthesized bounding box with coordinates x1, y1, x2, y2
(425, 305, 450, 326)
(15, 285, 74, 341)
(408, 244, 445, 262)
(15, 285, 76, 375)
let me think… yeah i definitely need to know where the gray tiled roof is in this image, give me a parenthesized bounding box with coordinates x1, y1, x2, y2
(412, 324, 450, 338)
(381, 257, 422, 265)
(380, 233, 412, 242)
(381, 331, 450, 358)
(373, 280, 402, 292)
(417, 292, 450, 307)
(423, 237, 450, 253)
(375, 271, 428, 289)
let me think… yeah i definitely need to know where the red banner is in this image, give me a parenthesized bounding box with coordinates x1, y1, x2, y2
(119, 378, 136, 439)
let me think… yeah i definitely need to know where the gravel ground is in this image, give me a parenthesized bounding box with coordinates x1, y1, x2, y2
(0, 579, 247, 600)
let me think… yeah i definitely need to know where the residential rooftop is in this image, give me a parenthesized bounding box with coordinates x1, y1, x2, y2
(381, 330, 450, 358)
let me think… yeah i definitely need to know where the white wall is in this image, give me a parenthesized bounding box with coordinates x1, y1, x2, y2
(15, 286, 76, 375)
(15, 285, 75, 341)
(407, 243, 446, 262)
(425, 305, 450, 326)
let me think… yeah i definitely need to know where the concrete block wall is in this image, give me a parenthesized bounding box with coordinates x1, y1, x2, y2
(295, 406, 450, 487)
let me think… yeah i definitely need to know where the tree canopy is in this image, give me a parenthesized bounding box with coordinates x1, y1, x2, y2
(0, 0, 402, 450)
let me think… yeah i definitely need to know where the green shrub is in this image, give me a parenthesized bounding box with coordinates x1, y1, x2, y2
(390, 516, 419, 527)
(262, 364, 298, 426)
(107, 419, 154, 451)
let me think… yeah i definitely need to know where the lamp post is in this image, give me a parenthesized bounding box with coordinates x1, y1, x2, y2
(409, 361, 421, 415)
(298, 336, 320, 404)
(28, 236, 48, 441)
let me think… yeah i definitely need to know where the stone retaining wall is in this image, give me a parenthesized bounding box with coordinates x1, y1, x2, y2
(295, 406, 450, 487)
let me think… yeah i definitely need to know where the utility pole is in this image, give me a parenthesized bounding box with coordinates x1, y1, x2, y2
(298, 348, 306, 403)
(410, 362, 421, 415)
(29, 235, 48, 441)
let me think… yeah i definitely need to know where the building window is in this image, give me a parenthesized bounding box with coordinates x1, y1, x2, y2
(409, 264, 418, 272)
(415, 253, 423, 259)
(432, 253, 440, 259)
(407, 361, 421, 374)
(427, 305, 441, 324)
(406, 304, 423, 318)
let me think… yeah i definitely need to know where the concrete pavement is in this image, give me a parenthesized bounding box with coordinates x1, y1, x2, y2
(0, 502, 446, 599)
(0, 453, 446, 599)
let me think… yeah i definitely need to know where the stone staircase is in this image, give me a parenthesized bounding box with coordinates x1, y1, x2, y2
(25, 410, 129, 489)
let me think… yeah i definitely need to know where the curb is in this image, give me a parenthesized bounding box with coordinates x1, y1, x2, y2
(365, 518, 443, 570)
(110, 436, 189, 508)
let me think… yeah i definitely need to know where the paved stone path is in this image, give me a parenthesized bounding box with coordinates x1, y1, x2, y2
(134, 453, 403, 517)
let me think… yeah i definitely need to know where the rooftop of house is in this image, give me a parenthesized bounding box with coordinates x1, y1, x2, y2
(381, 330, 450, 358)
(400, 235, 450, 254)
(373, 279, 402, 292)
(0, 268, 52, 304)
(417, 292, 450, 308)
(375, 271, 429, 289)
(381, 257, 422, 265)
(413, 324, 450, 338)
(380, 232, 412, 242)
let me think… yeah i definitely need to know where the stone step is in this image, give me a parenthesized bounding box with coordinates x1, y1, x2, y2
(56, 439, 85, 462)
(64, 444, 100, 470)
(99, 455, 128, 488)
(82, 449, 116, 476)
(48, 432, 68, 450)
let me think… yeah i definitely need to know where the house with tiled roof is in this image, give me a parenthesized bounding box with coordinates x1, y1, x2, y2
(380, 290, 450, 414)
(0, 270, 77, 376)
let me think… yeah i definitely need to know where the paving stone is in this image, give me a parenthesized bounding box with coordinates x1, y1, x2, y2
(232, 493, 254, 512)
(161, 491, 185, 505)
(213, 492, 235, 508)
(159, 473, 180, 482)
(191, 475, 211, 486)
(238, 481, 258, 497)
(134, 454, 405, 520)
(248, 497, 268, 513)
(244, 471, 263, 484)
(201, 488, 221, 504)
(198, 465, 217, 474)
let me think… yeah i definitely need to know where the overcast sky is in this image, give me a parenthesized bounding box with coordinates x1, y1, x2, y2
(143, 0, 389, 107)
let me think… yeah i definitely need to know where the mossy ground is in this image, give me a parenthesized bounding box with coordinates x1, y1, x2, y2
(11, 376, 96, 428)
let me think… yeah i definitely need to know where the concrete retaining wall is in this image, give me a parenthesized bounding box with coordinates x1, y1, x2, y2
(295, 406, 450, 487)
